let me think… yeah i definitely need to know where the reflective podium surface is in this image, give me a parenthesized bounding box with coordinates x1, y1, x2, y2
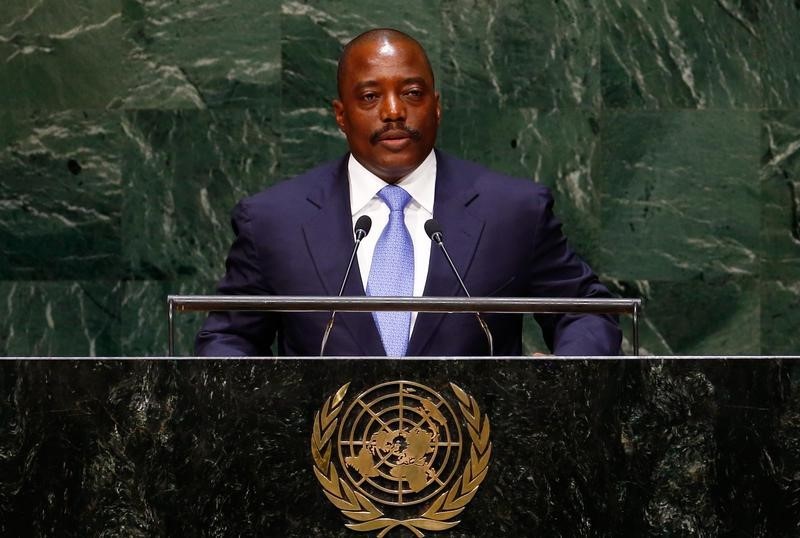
(1, 356, 798, 536)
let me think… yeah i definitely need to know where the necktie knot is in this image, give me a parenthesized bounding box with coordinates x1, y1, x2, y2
(378, 185, 412, 212)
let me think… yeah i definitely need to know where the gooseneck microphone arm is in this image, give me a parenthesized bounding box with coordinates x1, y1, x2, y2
(320, 215, 372, 356)
(424, 219, 494, 356)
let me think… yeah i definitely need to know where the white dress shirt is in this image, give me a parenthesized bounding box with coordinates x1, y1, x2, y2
(348, 150, 436, 334)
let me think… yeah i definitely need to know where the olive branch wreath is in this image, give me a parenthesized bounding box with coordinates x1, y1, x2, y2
(311, 382, 492, 537)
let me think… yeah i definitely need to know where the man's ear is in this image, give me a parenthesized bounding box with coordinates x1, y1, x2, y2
(332, 99, 346, 132)
(435, 92, 441, 124)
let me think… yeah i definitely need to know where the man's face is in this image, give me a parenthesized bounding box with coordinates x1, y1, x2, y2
(333, 38, 441, 183)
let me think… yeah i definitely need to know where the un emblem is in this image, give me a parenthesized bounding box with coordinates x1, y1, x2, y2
(311, 381, 492, 536)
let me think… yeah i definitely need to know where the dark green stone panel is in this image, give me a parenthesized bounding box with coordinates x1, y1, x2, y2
(121, 108, 279, 282)
(600, 0, 762, 109)
(440, 107, 602, 260)
(0, 281, 120, 356)
(121, 279, 212, 356)
(280, 108, 348, 178)
(761, 281, 800, 356)
(761, 110, 800, 354)
(0, 0, 798, 356)
(0, 110, 122, 279)
(761, 0, 800, 108)
(761, 110, 800, 280)
(0, 0, 128, 110)
(120, 0, 281, 109)
(440, 0, 600, 111)
(522, 315, 551, 356)
(281, 0, 442, 111)
(597, 110, 760, 282)
(611, 276, 760, 356)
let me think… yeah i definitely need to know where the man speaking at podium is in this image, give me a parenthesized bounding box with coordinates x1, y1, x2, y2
(195, 28, 621, 357)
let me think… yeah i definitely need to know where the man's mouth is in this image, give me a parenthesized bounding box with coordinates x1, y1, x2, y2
(370, 124, 422, 146)
(378, 138, 411, 151)
(377, 130, 411, 141)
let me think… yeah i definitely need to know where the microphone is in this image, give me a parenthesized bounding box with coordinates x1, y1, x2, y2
(352, 215, 372, 244)
(424, 218, 494, 355)
(319, 215, 372, 356)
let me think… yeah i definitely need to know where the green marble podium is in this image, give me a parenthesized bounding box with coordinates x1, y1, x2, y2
(2, 356, 799, 536)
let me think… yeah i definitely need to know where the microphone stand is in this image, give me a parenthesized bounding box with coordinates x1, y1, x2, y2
(425, 220, 494, 356)
(320, 216, 371, 356)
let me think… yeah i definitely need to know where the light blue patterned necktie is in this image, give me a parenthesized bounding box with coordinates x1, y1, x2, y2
(367, 185, 414, 357)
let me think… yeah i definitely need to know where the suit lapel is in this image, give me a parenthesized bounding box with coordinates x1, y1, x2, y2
(407, 152, 485, 356)
(302, 157, 385, 356)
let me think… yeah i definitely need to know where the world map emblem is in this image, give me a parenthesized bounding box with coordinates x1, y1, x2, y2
(311, 381, 492, 537)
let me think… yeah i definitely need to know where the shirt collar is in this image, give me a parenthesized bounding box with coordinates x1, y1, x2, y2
(348, 150, 437, 215)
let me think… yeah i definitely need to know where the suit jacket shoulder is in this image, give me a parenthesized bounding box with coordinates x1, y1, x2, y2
(430, 150, 621, 356)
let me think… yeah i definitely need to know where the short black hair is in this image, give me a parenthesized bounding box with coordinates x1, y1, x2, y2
(336, 28, 435, 99)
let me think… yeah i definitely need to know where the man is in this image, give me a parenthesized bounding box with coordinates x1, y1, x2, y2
(195, 28, 621, 357)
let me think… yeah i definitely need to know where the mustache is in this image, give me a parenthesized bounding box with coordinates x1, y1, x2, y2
(370, 123, 422, 145)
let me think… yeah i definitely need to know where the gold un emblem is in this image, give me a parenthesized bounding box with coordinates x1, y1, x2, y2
(311, 380, 492, 537)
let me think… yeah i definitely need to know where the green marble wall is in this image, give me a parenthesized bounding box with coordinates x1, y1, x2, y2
(1, 0, 798, 356)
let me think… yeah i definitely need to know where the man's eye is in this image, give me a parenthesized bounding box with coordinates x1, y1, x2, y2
(406, 89, 422, 97)
(361, 93, 378, 102)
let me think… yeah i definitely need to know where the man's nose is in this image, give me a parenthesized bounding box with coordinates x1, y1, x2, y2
(380, 93, 406, 122)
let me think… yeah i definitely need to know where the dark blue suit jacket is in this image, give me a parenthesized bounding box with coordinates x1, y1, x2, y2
(195, 150, 621, 356)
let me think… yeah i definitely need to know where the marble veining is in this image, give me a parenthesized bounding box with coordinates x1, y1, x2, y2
(0, 1, 799, 357)
(600, 0, 762, 109)
(0, 110, 122, 280)
(1, 358, 798, 536)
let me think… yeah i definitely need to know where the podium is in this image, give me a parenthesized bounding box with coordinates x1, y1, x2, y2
(2, 355, 799, 536)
